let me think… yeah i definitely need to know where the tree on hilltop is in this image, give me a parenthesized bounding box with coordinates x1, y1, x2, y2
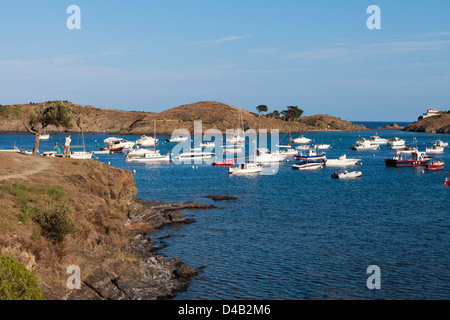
(23, 101, 74, 155)
(256, 105, 268, 118)
(281, 106, 304, 121)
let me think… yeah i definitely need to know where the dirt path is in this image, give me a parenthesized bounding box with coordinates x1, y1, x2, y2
(0, 153, 52, 181)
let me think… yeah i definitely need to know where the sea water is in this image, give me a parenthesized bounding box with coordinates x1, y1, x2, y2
(1, 128, 448, 300)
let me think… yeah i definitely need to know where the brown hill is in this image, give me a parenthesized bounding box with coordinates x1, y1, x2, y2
(127, 101, 366, 134)
(404, 114, 450, 134)
(0, 101, 366, 135)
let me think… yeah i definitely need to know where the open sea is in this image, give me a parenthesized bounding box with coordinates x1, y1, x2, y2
(1, 125, 449, 300)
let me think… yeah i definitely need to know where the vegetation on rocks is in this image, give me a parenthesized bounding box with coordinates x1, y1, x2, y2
(0, 255, 45, 300)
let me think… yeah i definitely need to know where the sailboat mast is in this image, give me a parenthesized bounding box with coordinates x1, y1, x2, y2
(80, 118, 85, 152)
(154, 119, 156, 152)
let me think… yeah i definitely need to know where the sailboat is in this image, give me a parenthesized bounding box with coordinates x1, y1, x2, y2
(229, 140, 262, 175)
(126, 120, 170, 162)
(227, 106, 246, 144)
(70, 119, 94, 160)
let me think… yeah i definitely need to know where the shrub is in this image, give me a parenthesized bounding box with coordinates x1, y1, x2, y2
(36, 200, 76, 243)
(0, 255, 45, 300)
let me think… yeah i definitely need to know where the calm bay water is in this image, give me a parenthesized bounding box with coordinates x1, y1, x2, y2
(1, 128, 449, 300)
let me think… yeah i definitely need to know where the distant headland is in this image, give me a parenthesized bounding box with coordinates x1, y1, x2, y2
(0, 101, 366, 135)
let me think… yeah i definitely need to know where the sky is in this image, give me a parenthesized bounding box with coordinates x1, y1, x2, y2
(0, 0, 449, 122)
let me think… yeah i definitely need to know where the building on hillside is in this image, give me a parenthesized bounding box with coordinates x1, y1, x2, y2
(421, 109, 440, 119)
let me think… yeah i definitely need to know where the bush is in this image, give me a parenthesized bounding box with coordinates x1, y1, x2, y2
(0, 255, 45, 300)
(36, 200, 76, 243)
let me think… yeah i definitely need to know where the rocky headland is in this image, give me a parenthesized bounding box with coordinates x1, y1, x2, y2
(0, 152, 215, 300)
(403, 113, 450, 134)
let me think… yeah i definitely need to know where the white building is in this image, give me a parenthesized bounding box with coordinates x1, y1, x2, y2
(422, 109, 440, 119)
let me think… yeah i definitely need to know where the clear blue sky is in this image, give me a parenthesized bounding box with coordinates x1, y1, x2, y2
(0, 0, 449, 121)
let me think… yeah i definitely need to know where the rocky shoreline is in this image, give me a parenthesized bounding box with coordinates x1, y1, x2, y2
(68, 199, 216, 300)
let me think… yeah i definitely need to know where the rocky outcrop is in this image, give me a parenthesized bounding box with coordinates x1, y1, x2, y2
(404, 114, 450, 134)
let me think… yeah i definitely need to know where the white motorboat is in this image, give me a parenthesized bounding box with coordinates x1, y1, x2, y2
(292, 161, 323, 170)
(277, 144, 297, 156)
(165, 136, 189, 143)
(39, 132, 50, 140)
(292, 135, 311, 144)
(104, 137, 120, 145)
(93, 150, 111, 155)
(126, 149, 170, 162)
(228, 163, 262, 175)
(369, 133, 387, 145)
(295, 145, 310, 151)
(325, 154, 361, 166)
(426, 145, 444, 154)
(250, 148, 287, 163)
(315, 143, 331, 150)
(434, 139, 448, 148)
(350, 137, 380, 151)
(331, 170, 362, 179)
(175, 148, 214, 160)
(70, 151, 94, 160)
(136, 135, 158, 147)
(294, 148, 327, 162)
(387, 137, 406, 148)
(105, 138, 135, 149)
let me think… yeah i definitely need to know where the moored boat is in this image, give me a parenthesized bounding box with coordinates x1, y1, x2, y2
(175, 148, 214, 160)
(292, 135, 311, 144)
(426, 145, 445, 154)
(331, 170, 362, 179)
(136, 135, 158, 147)
(228, 162, 262, 175)
(315, 143, 331, 150)
(212, 159, 235, 166)
(350, 137, 380, 151)
(165, 136, 189, 143)
(425, 159, 445, 171)
(39, 131, 50, 140)
(445, 173, 450, 186)
(250, 148, 287, 163)
(369, 133, 387, 145)
(292, 160, 323, 170)
(325, 154, 361, 166)
(387, 137, 406, 148)
(126, 149, 170, 162)
(294, 148, 326, 162)
(385, 149, 433, 167)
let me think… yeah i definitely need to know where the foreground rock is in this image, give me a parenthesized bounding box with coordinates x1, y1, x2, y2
(67, 199, 216, 300)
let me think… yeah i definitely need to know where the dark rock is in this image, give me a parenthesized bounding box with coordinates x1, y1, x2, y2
(204, 195, 238, 201)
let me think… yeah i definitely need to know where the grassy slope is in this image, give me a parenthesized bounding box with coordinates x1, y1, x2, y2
(0, 152, 137, 299)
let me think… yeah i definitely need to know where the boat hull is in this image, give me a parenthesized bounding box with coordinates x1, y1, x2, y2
(385, 159, 429, 167)
(212, 159, 235, 166)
